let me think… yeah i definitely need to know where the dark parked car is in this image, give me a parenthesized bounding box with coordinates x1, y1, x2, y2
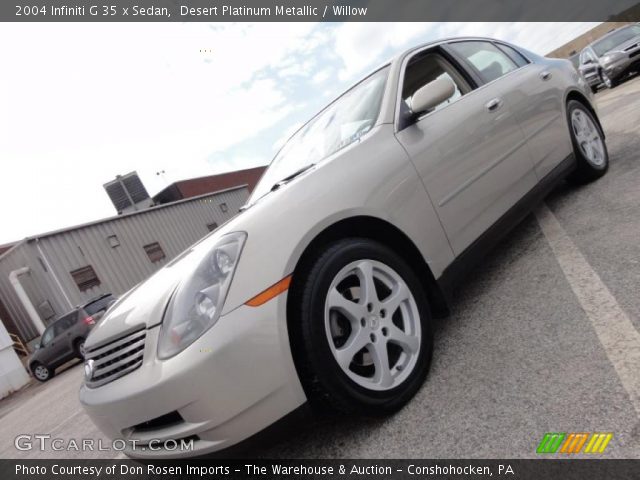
(29, 294, 117, 382)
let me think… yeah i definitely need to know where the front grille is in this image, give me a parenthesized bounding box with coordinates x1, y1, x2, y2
(624, 43, 639, 51)
(85, 329, 146, 388)
(629, 50, 640, 59)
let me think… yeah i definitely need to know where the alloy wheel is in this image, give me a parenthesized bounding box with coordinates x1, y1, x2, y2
(571, 109, 606, 168)
(34, 365, 49, 381)
(324, 259, 421, 391)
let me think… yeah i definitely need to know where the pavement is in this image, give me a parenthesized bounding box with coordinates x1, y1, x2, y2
(1, 76, 640, 460)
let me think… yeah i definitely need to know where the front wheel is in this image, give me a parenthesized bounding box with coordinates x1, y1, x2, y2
(566, 100, 609, 184)
(600, 70, 617, 89)
(291, 238, 433, 415)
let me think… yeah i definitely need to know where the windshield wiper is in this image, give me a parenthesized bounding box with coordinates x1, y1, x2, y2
(240, 163, 316, 212)
(270, 163, 315, 191)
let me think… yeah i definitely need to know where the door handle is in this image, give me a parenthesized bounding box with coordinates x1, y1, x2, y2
(540, 71, 552, 81)
(485, 98, 503, 112)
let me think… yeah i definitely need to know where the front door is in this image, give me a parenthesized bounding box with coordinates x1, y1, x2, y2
(395, 42, 537, 255)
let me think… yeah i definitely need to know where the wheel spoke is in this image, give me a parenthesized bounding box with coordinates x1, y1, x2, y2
(335, 328, 370, 370)
(381, 283, 410, 318)
(579, 112, 589, 131)
(324, 258, 422, 392)
(370, 341, 393, 388)
(387, 324, 420, 353)
(328, 287, 363, 323)
(355, 260, 379, 306)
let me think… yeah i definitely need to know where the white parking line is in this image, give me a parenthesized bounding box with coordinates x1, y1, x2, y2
(535, 204, 640, 417)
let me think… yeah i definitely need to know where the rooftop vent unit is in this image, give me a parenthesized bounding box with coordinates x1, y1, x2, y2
(103, 172, 153, 214)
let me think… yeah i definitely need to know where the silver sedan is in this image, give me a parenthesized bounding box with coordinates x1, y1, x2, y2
(79, 37, 608, 458)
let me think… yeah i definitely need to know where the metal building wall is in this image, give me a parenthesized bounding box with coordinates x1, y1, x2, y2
(0, 242, 68, 341)
(0, 186, 248, 342)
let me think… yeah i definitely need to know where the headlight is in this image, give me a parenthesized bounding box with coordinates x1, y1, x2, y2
(601, 52, 622, 65)
(157, 231, 247, 359)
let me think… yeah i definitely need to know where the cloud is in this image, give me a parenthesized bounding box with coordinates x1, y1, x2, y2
(0, 22, 325, 242)
(334, 22, 438, 80)
(0, 21, 600, 244)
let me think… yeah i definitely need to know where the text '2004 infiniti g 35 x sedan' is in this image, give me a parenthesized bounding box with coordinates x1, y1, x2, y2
(79, 37, 608, 458)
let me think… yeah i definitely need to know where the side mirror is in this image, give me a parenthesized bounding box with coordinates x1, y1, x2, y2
(411, 77, 456, 115)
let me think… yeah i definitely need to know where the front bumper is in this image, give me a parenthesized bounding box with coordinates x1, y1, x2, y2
(79, 294, 306, 458)
(603, 53, 640, 80)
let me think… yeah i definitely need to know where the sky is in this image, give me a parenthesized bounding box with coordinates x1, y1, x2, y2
(0, 22, 599, 245)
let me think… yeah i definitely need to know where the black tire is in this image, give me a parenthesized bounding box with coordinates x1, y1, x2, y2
(74, 339, 86, 359)
(31, 362, 54, 382)
(600, 70, 617, 89)
(566, 100, 609, 184)
(289, 238, 433, 416)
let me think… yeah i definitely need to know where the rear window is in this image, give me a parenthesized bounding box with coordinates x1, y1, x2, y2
(84, 295, 114, 315)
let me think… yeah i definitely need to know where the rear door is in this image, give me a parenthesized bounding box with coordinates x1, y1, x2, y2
(395, 41, 537, 255)
(38, 327, 56, 365)
(488, 42, 572, 179)
(50, 313, 77, 364)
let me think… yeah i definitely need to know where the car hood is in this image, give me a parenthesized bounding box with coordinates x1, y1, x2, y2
(83, 147, 348, 350)
(83, 218, 245, 349)
(603, 35, 640, 55)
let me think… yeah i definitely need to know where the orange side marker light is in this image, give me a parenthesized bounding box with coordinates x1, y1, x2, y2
(245, 275, 292, 307)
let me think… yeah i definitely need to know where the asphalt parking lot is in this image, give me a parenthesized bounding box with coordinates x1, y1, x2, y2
(1, 76, 640, 460)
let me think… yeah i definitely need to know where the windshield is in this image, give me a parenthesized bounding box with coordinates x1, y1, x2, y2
(250, 66, 389, 201)
(593, 25, 640, 56)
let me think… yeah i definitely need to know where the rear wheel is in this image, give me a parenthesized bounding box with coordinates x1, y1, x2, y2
(566, 100, 608, 184)
(74, 339, 86, 359)
(291, 238, 433, 415)
(32, 363, 53, 382)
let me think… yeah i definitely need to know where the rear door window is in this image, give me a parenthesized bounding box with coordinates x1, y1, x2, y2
(53, 320, 67, 338)
(54, 311, 78, 335)
(41, 327, 54, 346)
(448, 41, 518, 84)
(495, 43, 530, 68)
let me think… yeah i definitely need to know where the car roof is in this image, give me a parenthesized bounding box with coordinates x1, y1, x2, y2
(80, 293, 113, 307)
(388, 36, 524, 64)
